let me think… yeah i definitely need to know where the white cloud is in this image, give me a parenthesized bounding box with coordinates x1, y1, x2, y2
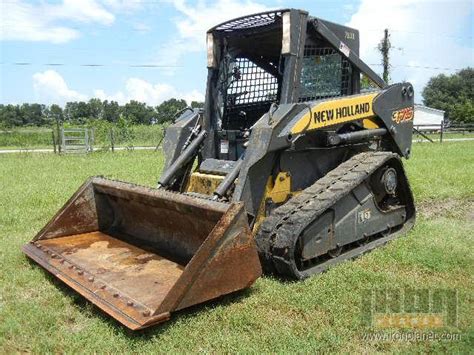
(49, 0, 115, 25)
(172, 0, 268, 43)
(102, 0, 143, 12)
(0, 0, 117, 43)
(346, 0, 473, 99)
(33, 70, 87, 103)
(182, 90, 206, 104)
(33, 70, 204, 106)
(156, 0, 270, 67)
(95, 78, 205, 105)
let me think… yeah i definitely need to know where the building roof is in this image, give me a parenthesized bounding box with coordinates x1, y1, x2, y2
(414, 104, 445, 115)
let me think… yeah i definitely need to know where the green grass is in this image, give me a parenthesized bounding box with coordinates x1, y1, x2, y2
(0, 128, 55, 149)
(413, 132, 474, 141)
(1, 142, 473, 352)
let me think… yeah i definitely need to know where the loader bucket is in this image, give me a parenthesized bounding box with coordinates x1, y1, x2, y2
(22, 177, 261, 330)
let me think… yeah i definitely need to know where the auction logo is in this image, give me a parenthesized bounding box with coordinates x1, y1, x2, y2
(361, 288, 459, 329)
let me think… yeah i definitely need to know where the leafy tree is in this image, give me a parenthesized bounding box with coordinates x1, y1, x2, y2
(88, 98, 103, 120)
(48, 104, 64, 123)
(190, 101, 204, 109)
(450, 101, 474, 123)
(20, 103, 46, 126)
(102, 100, 121, 123)
(155, 98, 187, 123)
(0, 104, 22, 127)
(0, 96, 206, 127)
(422, 68, 474, 123)
(360, 74, 380, 92)
(64, 101, 91, 123)
(122, 100, 156, 124)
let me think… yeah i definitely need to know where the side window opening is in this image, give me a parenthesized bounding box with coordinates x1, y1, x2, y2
(298, 46, 352, 102)
(221, 56, 280, 130)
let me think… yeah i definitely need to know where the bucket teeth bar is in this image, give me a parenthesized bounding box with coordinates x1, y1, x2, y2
(23, 177, 261, 330)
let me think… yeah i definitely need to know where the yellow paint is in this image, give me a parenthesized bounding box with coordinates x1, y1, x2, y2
(373, 313, 444, 329)
(252, 172, 294, 234)
(362, 118, 380, 129)
(186, 172, 224, 195)
(267, 172, 292, 204)
(291, 93, 378, 134)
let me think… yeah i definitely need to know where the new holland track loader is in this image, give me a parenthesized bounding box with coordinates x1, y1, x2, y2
(23, 9, 416, 330)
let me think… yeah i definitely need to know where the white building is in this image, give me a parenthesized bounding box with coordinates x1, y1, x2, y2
(414, 105, 445, 131)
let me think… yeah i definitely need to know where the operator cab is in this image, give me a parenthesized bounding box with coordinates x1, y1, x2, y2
(205, 9, 363, 161)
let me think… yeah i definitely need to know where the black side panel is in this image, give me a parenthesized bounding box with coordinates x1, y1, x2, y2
(162, 109, 199, 169)
(232, 104, 304, 217)
(232, 126, 279, 218)
(279, 147, 350, 191)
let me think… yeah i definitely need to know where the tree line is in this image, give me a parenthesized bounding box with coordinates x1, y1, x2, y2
(422, 68, 473, 124)
(0, 98, 204, 128)
(1, 68, 472, 128)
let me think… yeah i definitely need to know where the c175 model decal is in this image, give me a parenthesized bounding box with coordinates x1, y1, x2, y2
(392, 107, 414, 124)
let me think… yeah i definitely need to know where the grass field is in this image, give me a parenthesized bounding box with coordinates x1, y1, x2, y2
(1, 142, 473, 352)
(0, 125, 164, 150)
(1, 126, 472, 151)
(413, 132, 474, 142)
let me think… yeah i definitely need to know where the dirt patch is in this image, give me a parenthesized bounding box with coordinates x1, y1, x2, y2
(418, 198, 474, 221)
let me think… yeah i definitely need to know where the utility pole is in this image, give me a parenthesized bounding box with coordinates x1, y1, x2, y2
(378, 29, 391, 83)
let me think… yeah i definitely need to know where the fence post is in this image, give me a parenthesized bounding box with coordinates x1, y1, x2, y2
(56, 120, 62, 154)
(85, 129, 90, 153)
(60, 128, 65, 153)
(110, 128, 115, 152)
(440, 121, 444, 143)
(89, 128, 94, 152)
(155, 127, 165, 152)
(51, 129, 57, 153)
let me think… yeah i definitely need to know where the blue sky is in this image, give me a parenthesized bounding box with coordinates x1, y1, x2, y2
(1, 0, 472, 106)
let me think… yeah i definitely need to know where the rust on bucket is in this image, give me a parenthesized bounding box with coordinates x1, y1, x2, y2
(23, 177, 262, 330)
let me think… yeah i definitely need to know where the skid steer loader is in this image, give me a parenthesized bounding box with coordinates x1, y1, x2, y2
(23, 9, 416, 330)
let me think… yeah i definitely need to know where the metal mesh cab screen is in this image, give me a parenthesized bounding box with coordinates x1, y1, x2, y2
(214, 11, 282, 32)
(223, 57, 279, 129)
(227, 57, 278, 105)
(298, 46, 352, 102)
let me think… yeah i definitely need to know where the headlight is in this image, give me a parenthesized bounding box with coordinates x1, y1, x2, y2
(207, 33, 217, 68)
(282, 12, 291, 55)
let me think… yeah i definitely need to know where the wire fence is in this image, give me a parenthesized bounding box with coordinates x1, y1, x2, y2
(87, 124, 165, 151)
(0, 124, 166, 152)
(1, 122, 472, 152)
(413, 123, 474, 143)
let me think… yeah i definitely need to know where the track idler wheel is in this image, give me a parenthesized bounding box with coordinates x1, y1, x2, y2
(328, 245, 343, 258)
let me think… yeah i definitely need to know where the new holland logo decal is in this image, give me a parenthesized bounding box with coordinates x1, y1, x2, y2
(291, 93, 378, 134)
(313, 102, 371, 124)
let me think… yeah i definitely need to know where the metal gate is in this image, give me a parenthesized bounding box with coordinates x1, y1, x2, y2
(60, 128, 92, 154)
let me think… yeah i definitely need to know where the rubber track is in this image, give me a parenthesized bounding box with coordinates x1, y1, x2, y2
(255, 151, 399, 279)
